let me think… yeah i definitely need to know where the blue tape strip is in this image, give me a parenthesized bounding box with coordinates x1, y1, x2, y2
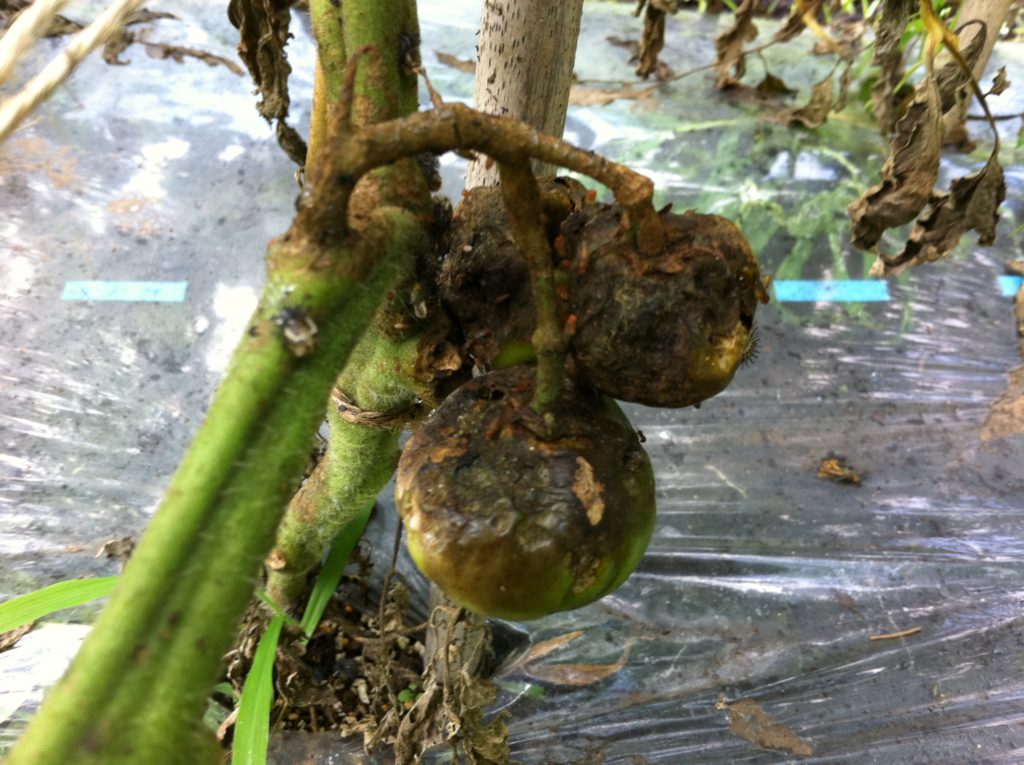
(773, 280, 890, 302)
(999, 275, 1023, 298)
(61, 281, 188, 302)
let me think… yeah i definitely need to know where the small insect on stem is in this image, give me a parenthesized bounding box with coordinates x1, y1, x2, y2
(274, 307, 318, 358)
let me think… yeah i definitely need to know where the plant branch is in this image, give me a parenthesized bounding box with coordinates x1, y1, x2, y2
(497, 161, 566, 418)
(305, 102, 665, 254)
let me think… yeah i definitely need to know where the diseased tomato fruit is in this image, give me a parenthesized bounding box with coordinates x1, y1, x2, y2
(438, 177, 590, 369)
(395, 366, 655, 620)
(566, 205, 766, 408)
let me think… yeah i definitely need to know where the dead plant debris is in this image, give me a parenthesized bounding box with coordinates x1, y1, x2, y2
(869, 626, 922, 641)
(817, 455, 862, 485)
(0, 623, 33, 653)
(223, 571, 505, 765)
(718, 696, 814, 756)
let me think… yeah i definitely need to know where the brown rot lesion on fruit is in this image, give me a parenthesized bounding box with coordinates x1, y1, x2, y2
(273, 306, 318, 357)
(565, 205, 767, 407)
(395, 366, 655, 621)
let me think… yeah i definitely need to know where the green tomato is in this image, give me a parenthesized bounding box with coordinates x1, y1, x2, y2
(396, 366, 655, 621)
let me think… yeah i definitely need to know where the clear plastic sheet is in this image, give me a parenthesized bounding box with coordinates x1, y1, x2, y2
(2, 2, 1024, 762)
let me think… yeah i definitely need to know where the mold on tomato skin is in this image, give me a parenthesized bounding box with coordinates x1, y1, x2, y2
(395, 366, 655, 621)
(566, 206, 767, 408)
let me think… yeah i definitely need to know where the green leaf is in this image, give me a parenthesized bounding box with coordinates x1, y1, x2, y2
(0, 577, 119, 634)
(232, 614, 284, 765)
(300, 501, 374, 637)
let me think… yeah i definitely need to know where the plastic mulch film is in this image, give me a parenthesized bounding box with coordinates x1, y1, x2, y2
(2, 2, 1024, 763)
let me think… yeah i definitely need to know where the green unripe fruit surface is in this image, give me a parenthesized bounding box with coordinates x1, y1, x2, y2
(395, 366, 655, 620)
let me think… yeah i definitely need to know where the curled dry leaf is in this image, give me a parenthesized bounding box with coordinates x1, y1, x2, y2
(873, 153, 1006, 276)
(934, 27, 987, 113)
(988, 66, 1010, 96)
(869, 0, 914, 135)
(755, 73, 796, 97)
(714, 0, 758, 89)
(778, 71, 834, 129)
(636, 2, 669, 79)
(227, 0, 306, 165)
(849, 76, 942, 250)
(773, 0, 824, 44)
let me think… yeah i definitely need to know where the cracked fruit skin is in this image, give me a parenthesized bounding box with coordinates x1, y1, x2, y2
(395, 366, 655, 621)
(568, 206, 766, 408)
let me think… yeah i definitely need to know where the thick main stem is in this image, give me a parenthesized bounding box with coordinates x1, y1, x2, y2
(265, 0, 433, 606)
(5, 208, 429, 765)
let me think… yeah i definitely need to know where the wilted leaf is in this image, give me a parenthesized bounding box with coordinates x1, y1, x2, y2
(869, 0, 914, 134)
(778, 72, 834, 128)
(723, 698, 814, 756)
(934, 27, 986, 113)
(0, 623, 33, 652)
(989, 66, 1010, 96)
(522, 630, 585, 662)
(524, 638, 636, 687)
(569, 84, 657, 106)
(874, 153, 1005, 275)
(435, 50, 475, 73)
(756, 73, 796, 97)
(773, 0, 823, 43)
(715, 0, 758, 89)
(636, 3, 671, 79)
(849, 76, 942, 250)
(140, 36, 244, 75)
(228, 0, 306, 165)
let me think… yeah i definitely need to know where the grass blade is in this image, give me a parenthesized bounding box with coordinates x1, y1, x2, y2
(231, 503, 374, 761)
(231, 614, 284, 765)
(0, 577, 119, 634)
(299, 501, 374, 637)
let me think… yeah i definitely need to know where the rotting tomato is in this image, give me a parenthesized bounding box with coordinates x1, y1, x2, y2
(395, 365, 655, 620)
(566, 205, 768, 408)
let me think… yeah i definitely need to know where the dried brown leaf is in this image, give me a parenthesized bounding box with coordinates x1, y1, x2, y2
(0, 623, 33, 652)
(778, 72, 834, 128)
(773, 0, 823, 43)
(869, 0, 914, 134)
(435, 50, 475, 74)
(989, 66, 1010, 96)
(227, 0, 305, 165)
(755, 73, 796, 97)
(142, 41, 244, 75)
(636, 4, 671, 80)
(934, 27, 987, 113)
(714, 0, 758, 89)
(875, 154, 1006, 275)
(522, 630, 585, 662)
(524, 639, 636, 687)
(724, 698, 815, 756)
(569, 84, 657, 107)
(849, 76, 942, 250)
